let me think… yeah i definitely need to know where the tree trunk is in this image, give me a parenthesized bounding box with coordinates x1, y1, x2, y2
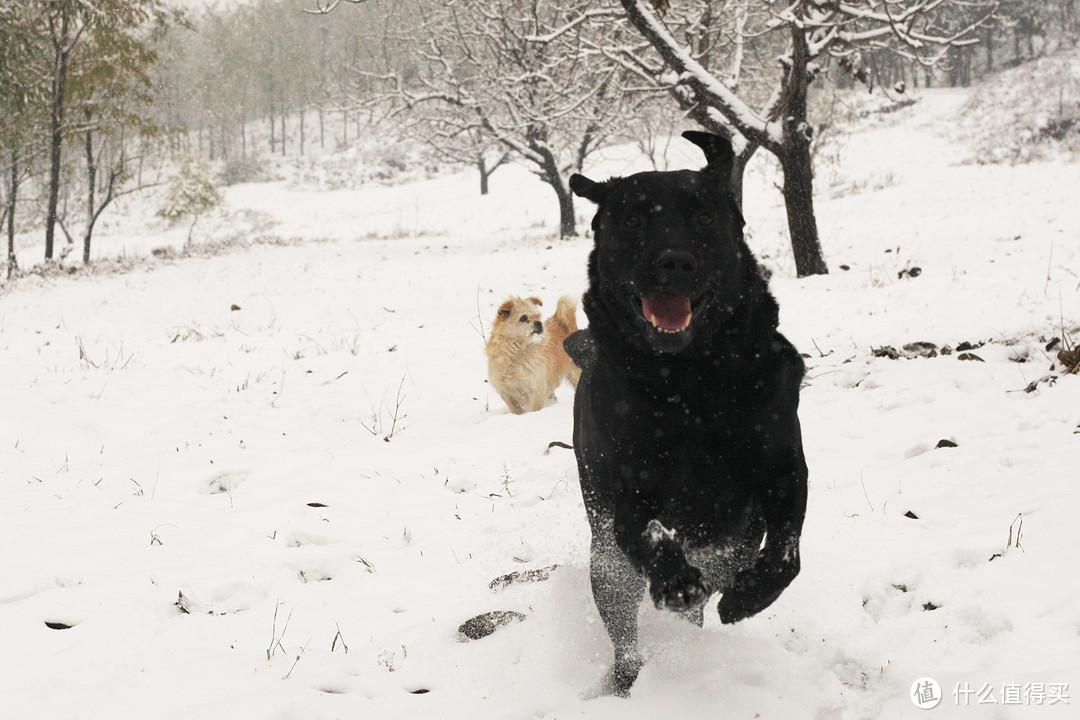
(83, 122, 96, 264)
(319, 106, 325, 149)
(269, 107, 276, 152)
(779, 146, 828, 277)
(299, 110, 305, 157)
(281, 113, 287, 157)
(779, 28, 827, 277)
(534, 147, 577, 237)
(45, 41, 70, 261)
(556, 179, 576, 238)
(6, 149, 17, 277)
(478, 156, 490, 195)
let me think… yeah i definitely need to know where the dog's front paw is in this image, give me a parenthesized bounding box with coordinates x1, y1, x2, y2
(718, 570, 782, 623)
(648, 565, 713, 612)
(718, 555, 798, 623)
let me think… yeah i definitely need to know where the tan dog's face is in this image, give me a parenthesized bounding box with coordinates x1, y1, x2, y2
(492, 296, 545, 342)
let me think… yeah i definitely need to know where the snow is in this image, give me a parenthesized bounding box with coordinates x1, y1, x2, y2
(2, 85, 1079, 719)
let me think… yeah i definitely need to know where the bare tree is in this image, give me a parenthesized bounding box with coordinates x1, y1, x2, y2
(27, 0, 178, 262)
(590, 1, 781, 206)
(613, 0, 995, 276)
(364, 0, 650, 237)
(1, 3, 48, 276)
(420, 126, 512, 196)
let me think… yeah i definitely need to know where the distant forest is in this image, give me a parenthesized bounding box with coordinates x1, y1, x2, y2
(2, 0, 1076, 272)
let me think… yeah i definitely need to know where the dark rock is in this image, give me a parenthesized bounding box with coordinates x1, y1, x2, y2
(488, 564, 559, 592)
(457, 610, 527, 641)
(872, 346, 901, 360)
(902, 342, 938, 358)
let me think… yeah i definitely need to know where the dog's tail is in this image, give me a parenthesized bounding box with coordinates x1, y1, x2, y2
(549, 295, 579, 336)
(550, 296, 583, 388)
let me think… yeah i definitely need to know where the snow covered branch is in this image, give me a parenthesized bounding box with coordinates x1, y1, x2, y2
(303, 0, 372, 16)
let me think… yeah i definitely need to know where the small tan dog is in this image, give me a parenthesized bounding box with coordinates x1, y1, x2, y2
(486, 295, 582, 414)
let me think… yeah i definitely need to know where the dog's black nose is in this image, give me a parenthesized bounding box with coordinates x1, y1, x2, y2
(532, 321, 544, 334)
(654, 250, 698, 281)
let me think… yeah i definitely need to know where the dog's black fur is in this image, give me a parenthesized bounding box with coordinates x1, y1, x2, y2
(565, 131, 808, 698)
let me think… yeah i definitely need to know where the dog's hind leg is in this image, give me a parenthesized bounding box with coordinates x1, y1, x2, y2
(585, 516, 646, 698)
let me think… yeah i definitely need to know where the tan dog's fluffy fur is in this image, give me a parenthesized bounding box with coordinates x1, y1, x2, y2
(486, 295, 582, 414)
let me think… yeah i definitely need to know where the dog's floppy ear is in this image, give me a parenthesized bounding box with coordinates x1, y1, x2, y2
(496, 299, 514, 319)
(682, 131, 735, 187)
(569, 174, 608, 204)
(526, 296, 543, 307)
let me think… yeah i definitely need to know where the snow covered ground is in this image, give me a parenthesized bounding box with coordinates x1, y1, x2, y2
(2, 87, 1079, 719)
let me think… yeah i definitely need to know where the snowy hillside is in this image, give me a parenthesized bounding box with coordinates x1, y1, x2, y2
(1, 84, 1078, 720)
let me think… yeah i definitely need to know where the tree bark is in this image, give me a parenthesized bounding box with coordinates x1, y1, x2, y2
(6, 149, 17, 277)
(45, 21, 71, 261)
(536, 147, 576, 238)
(478, 155, 490, 195)
(477, 152, 510, 196)
(83, 121, 96, 264)
(777, 26, 825, 278)
(779, 146, 827, 277)
(555, 178, 576, 238)
(777, 27, 827, 277)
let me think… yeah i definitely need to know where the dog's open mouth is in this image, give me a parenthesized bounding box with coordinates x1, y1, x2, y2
(641, 295, 693, 334)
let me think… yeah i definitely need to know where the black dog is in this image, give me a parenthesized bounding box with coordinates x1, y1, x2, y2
(564, 131, 808, 698)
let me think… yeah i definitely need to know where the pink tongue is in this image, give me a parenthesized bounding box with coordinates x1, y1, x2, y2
(641, 295, 692, 331)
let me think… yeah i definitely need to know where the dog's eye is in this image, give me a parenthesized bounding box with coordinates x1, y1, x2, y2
(519, 315, 529, 322)
(623, 215, 641, 229)
(695, 211, 715, 226)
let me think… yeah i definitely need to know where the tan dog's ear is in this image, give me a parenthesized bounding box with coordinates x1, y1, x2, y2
(526, 297, 543, 307)
(496, 299, 514, 319)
